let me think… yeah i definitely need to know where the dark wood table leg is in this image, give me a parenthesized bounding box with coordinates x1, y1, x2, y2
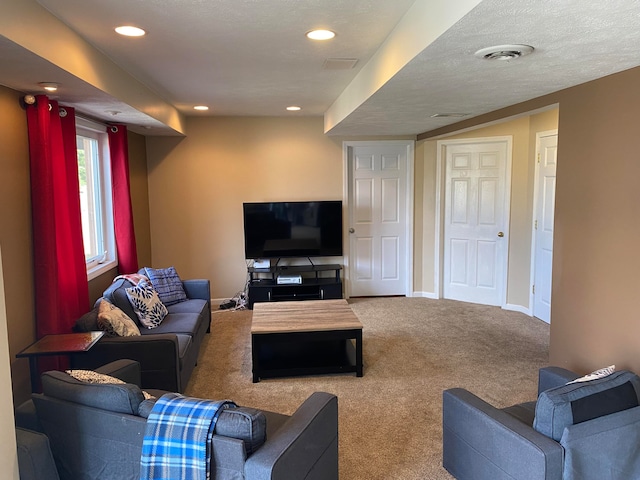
(251, 334, 260, 383)
(355, 329, 363, 377)
(28, 356, 39, 393)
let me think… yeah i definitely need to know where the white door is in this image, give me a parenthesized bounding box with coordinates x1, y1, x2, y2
(443, 139, 510, 306)
(532, 132, 558, 323)
(347, 143, 412, 297)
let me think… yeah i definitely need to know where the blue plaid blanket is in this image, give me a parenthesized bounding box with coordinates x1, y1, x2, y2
(140, 393, 236, 480)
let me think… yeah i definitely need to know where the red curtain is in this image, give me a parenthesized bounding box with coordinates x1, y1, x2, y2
(26, 95, 90, 343)
(108, 124, 139, 274)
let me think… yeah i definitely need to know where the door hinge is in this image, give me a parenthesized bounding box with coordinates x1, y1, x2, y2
(532, 285, 536, 294)
(537, 153, 541, 164)
(535, 220, 538, 230)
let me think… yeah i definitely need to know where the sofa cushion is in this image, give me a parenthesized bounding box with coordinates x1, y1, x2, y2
(140, 312, 203, 337)
(97, 300, 141, 337)
(136, 400, 266, 454)
(65, 369, 154, 400)
(502, 401, 536, 426)
(41, 370, 144, 415)
(212, 406, 267, 454)
(16, 427, 59, 480)
(533, 370, 640, 441)
(102, 278, 138, 321)
(144, 266, 188, 306)
(125, 281, 168, 329)
(166, 298, 208, 316)
(72, 306, 99, 332)
(559, 405, 640, 480)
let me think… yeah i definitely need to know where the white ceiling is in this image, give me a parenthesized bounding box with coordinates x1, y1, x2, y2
(2, 0, 640, 136)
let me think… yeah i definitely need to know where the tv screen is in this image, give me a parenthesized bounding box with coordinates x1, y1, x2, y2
(243, 201, 343, 259)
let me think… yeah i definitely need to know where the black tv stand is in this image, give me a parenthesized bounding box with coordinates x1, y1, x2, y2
(247, 264, 342, 309)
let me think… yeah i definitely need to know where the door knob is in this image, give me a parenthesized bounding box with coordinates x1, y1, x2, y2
(349, 228, 355, 234)
(497, 232, 504, 237)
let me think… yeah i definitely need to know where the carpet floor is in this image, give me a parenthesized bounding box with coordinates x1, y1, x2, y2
(185, 297, 550, 479)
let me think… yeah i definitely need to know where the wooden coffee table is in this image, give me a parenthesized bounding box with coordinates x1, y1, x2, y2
(251, 299, 363, 382)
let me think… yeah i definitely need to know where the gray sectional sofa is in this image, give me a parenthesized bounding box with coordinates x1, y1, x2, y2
(71, 275, 211, 392)
(443, 366, 640, 480)
(16, 360, 338, 480)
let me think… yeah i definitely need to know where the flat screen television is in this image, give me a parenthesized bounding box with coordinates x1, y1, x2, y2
(243, 201, 343, 259)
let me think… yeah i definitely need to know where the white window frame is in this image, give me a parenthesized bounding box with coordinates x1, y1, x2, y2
(76, 117, 117, 280)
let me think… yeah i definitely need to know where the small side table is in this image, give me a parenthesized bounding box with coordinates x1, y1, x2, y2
(16, 331, 105, 392)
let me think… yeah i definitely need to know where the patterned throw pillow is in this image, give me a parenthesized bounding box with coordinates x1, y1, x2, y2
(97, 300, 141, 337)
(125, 281, 168, 329)
(567, 365, 616, 384)
(66, 369, 155, 400)
(144, 266, 187, 306)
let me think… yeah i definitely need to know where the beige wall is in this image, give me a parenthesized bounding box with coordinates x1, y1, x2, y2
(549, 68, 640, 372)
(129, 132, 153, 270)
(417, 110, 559, 306)
(0, 86, 36, 404)
(145, 116, 346, 299)
(0, 85, 153, 402)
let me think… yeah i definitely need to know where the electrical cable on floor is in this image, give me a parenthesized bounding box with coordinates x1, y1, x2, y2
(218, 267, 251, 311)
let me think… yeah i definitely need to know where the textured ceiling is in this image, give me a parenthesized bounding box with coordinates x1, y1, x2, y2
(2, 0, 640, 136)
(336, 0, 640, 136)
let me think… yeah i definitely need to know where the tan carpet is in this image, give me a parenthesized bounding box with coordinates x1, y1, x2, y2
(185, 297, 550, 479)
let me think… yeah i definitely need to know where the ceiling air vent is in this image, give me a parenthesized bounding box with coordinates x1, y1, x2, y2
(474, 44, 534, 61)
(323, 58, 359, 70)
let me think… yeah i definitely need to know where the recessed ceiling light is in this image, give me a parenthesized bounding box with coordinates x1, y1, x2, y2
(474, 44, 534, 61)
(306, 29, 335, 41)
(115, 25, 146, 37)
(193, 105, 209, 111)
(286, 106, 302, 111)
(38, 82, 59, 92)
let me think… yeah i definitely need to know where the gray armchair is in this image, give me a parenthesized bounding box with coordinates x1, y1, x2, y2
(442, 367, 640, 480)
(18, 360, 338, 480)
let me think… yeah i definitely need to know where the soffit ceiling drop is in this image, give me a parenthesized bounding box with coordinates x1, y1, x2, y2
(2, 0, 639, 136)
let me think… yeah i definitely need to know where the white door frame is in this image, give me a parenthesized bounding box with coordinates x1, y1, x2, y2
(435, 136, 513, 306)
(342, 140, 415, 299)
(529, 129, 558, 321)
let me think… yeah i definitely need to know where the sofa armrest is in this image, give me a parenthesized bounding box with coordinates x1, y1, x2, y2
(16, 427, 60, 480)
(443, 388, 564, 480)
(245, 392, 338, 480)
(538, 367, 580, 395)
(182, 279, 212, 333)
(94, 359, 142, 386)
(560, 405, 640, 480)
(182, 279, 210, 301)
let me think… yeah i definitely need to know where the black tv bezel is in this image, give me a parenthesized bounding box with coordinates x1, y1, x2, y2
(242, 200, 343, 259)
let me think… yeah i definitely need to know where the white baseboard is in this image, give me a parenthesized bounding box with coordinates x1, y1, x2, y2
(412, 291, 439, 299)
(211, 297, 228, 310)
(503, 303, 531, 316)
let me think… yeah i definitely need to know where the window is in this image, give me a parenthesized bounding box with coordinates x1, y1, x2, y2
(76, 117, 117, 279)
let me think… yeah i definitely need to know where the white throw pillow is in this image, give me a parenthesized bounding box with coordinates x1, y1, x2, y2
(567, 365, 616, 384)
(125, 280, 168, 329)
